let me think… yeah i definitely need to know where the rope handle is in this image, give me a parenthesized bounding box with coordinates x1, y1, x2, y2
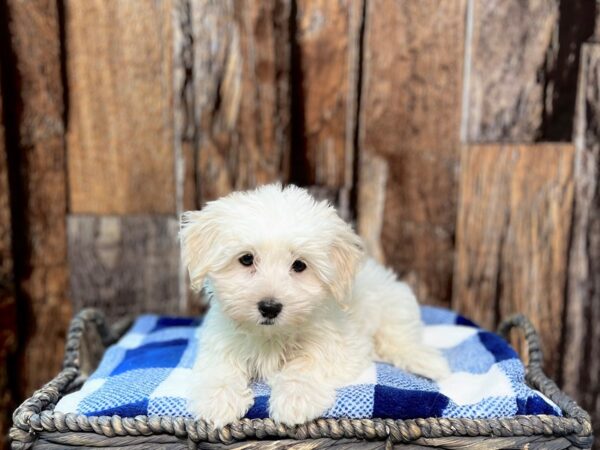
(497, 314, 591, 424)
(497, 314, 544, 371)
(62, 308, 132, 370)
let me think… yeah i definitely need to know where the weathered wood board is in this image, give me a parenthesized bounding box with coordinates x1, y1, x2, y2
(190, 0, 291, 205)
(65, 0, 176, 214)
(68, 216, 183, 321)
(358, 0, 466, 306)
(453, 144, 575, 378)
(293, 0, 363, 219)
(173, 0, 198, 213)
(462, 0, 559, 142)
(563, 43, 600, 445)
(3, 0, 72, 398)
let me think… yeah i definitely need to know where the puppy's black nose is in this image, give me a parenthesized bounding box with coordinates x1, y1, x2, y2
(258, 299, 282, 319)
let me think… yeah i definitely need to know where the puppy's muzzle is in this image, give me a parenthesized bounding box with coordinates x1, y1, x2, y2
(258, 299, 282, 319)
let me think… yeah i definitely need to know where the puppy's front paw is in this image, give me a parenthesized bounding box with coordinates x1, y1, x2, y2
(188, 383, 254, 427)
(269, 380, 335, 425)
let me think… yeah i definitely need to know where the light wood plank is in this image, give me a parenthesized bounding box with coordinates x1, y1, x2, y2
(563, 42, 600, 445)
(462, 0, 558, 141)
(65, 0, 176, 214)
(358, 0, 466, 306)
(68, 216, 183, 321)
(191, 0, 292, 204)
(453, 144, 574, 378)
(4, 0, 72, 398)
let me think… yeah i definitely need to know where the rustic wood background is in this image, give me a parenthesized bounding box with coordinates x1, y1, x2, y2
(0, 0, 599, 448)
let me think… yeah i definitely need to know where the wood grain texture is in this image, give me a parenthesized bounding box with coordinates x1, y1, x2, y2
(563, 43, 600, 446)
(65, 0, 176, 214)
(453, 144, 574, 378)
(462, 0, 559, 142)
(358, 0, 466, 306)
(0, 63, 16, 450)
(174, 0, 198, 213)
(68, 216, 182, 321)
(293, 0, 363, 218)
(191, 0, 291, 204)
(3, 0, 71, 401)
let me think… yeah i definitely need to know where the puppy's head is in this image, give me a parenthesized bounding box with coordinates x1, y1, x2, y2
(180, 184, 363, 328)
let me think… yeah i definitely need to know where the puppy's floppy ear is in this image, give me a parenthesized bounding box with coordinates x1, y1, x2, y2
(179, 208, 222, 292)
(328, 223, 364, 305)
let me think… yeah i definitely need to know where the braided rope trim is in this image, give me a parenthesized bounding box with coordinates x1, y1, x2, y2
(9, 309, 594, 449)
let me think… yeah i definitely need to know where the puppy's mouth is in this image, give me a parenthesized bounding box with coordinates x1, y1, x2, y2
(259, 319, 275, 326)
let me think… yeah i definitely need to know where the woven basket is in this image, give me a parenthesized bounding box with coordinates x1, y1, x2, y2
(9, 309, 594, 449)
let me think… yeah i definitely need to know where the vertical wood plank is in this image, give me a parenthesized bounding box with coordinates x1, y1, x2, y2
(174, 0, 198, 213)
(293, 0, 363, 218)
(358, 0, 466, 306)
(0, 61, 16, 450)
(65, 0, 176, 214)
(191, 0, 292, 204)
(173, 0, 199, 314)
(563, 42, 600, 443)
(68, 216, 182, 321)
(356, 153, 387, 263)
(453, 144, 574, 377)
(3, 0, 71, 397)
(462, 0, 559, 142)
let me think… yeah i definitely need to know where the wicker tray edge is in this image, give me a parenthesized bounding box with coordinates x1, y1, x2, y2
(9, 309, 594, 449)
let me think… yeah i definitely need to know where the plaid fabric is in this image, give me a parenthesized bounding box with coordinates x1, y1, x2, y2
(55, 306, 561, 420)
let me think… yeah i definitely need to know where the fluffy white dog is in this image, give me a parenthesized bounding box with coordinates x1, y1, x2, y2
(180, 184, 449, 427)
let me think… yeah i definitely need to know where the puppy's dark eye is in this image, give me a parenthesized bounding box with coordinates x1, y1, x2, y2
(291, 260, 307, 273)
(239, 253, 254, 266)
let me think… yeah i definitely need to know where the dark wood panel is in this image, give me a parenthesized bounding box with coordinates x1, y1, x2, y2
(191, 0, 292, 204)
(293, 0, 363, 219)
(0, 59, 16, 450)
(462, 0, 558, 141)
(3, 0, 71, 399)
(358, 0, 466, 306)
(68, 216, 183, 321)
(540, 0, 596, 140)
(65, 0, 176, 214)
(563, 42, 600, 446)
(453, 144, 574, 378)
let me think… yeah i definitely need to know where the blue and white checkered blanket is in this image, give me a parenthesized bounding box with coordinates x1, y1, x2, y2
(55, 306, 560, 420)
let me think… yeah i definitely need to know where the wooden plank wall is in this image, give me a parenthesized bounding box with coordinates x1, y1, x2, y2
(0, 1, 599, 449)
(66, 0, 176, 215)
(359, 0, 466, 307)
(454, 144, 575, 377)
(1, 0, 72, 418)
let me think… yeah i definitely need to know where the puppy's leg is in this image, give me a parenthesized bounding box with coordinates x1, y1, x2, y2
(355, 260, 450, 380)
(268, 357, 337, 425)
(375, 313, 450, 380)
(188, 354, 254, 427)
(268, 329, 370, 425)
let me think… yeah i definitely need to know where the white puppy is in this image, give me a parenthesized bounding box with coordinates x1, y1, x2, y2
(180, 184, 449, 427)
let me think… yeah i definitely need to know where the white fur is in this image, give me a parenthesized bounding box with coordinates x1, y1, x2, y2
(180, 184, 450, 427)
